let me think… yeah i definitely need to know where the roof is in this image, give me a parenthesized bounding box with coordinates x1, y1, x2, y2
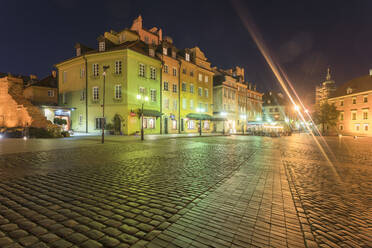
(27, 75, 57, 88)
(330, 74, 372, 98)
(262, 92, 289, 106)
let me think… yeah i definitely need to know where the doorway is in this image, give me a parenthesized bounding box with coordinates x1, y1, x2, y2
(164, 118, 168, 134)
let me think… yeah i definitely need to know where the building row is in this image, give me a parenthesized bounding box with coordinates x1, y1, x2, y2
(55, 15, 264, 135)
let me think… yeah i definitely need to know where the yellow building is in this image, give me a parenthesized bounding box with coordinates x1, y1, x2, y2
(179, 47, 214, 133)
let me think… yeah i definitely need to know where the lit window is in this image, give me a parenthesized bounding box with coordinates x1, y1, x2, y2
(352, 97, 356, 104)
(164, 98, 169, 109)
(95, 117, 105, 129)
(351, 111, 357, 120)
(185, 53, 190, 61)
(139, 64, 145, 77)
(93, 87, 99, 101)
(187, 120, 195, 129)
(99, 42, 105, 52)
(48, 90, 54, 97)
(149, 48, 155, 57)
(363, 111, 368, 120)
(190, 99, 194, 110)
(182, 99, 187, 109)
(93, 64, 99, 77)
(182, 82, 187, 92)
(80, 68, 85, 79)
(163, 82, 169, 91)
(355, 124, 360, 131)
(139, 87, 145, 95)
(172, 120, 177, 129)
(364, 124, 369, 131)
(204, 89, 208, 97)
(163, 47, 167, 55)
(173, 68, 177, 76)
(150, 89, 156, 102)
(115, 85, 122, 99)
(115, 61, 122, 74)
(164, 65, 169, 73)
(150, 67, 156, 80)
(144, 117, 155, 129)
(198, 73, 203, 81)
(172, 84, 177, 93)
(204, 121, 210, 130)
(173, 99, 177, 111)
(204, 75, 208, 83)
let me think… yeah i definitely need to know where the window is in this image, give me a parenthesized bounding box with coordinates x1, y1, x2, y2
(185, 53, 190, 61)
(139, 87, 145, 95)
(224, 88, 227, 97)
(99, 42, 105, 52)
(198, 73, 203, 81)
(274, 108, 278, 112)
(93, 87, 99, 101)
(163, 82, 169, 91)
(190, 99, 194, 110)
(204, 75, 208, 83)
(198, 87, 202, 96)
(340, 112, 344, 121)
(182, 82, 187, 92)
(115, 61, 122, 74)
(190, 71, 194, 77)
(204, 121, 210, 130)
(163, 47, 168, 55)
(187, 120, 195, 129)
(355, 124, 360, 131)
(172, 84, 177, 93)
(144, 118, 155, 129)
(363, 110, 368, 120)
(364, 124, 369, 131)
(182, 68, 186, 74)
(352, 111, 357, 120)
(232, 91, 235, 100)
(172, 120, 177, 129)
(48, 90, 54, 97)
(173, 68, 177, 76)
(139, 64, 145, 77)
(115, 85, 122, 99)
(339, 124, 343, 131)
(172, 51, 176, 58)
(190, 84, 194, 93)
(63, 71, 67, 83)
(173, 99, 177, 111)
(149, 48, 155, 57)
(164, 65, 169, 73)
(182, 99, 187, 109)
(150, 89, 156, 102)
(93, 64, 99, 77)
(352, 97, 356, 104)
(340, 100, 344, 106)
(79, 115, 83, 125)
(205, 103, 208, 112)
(62, 93, 67, 104)
(204, 89, 208, 97)
(95, 117, 105, 129)
(364, 96, 368, 103)
(150, 67, 156, 80)
(347, 87, 353, 94)
(164, 98, 169, 109)
(80, 68, 85, 79)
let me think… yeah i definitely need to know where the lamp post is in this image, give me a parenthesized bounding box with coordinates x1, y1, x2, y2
(137, 94, 149, 141)
(101, 65, 110, 144)
(221, 111, 227, 135)
(196, 108, 204, 136)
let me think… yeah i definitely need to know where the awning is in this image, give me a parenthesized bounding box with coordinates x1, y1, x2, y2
(186, 113, 213, 120)
(211, 117, 227, 121)
(137, 109, 163, 117)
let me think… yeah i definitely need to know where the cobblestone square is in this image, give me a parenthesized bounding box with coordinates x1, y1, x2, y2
(0, 135, 370, 247)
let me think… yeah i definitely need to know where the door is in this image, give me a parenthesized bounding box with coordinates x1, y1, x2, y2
(164, 118, 168, 134)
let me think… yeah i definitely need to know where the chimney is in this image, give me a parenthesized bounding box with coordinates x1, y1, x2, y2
(29, 74, 37, 80)
(52, 70, 57, 78)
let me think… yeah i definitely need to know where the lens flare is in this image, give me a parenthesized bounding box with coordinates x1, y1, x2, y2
(231, 0, 341, 181)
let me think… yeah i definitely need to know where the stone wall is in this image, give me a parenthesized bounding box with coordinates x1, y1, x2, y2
(0, 76, 50, 128)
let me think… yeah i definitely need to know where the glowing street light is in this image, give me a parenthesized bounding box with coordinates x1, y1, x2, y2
(294, 105, 300, 112)
(137, 94, 149, 141)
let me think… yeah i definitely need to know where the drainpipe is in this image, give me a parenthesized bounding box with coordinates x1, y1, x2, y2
(178, 60, 181, 134)
(84, 55, 88, 133)
(160, 60, 163, 134)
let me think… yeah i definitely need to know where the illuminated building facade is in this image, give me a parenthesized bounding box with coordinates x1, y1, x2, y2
(315, 68, 336, 106)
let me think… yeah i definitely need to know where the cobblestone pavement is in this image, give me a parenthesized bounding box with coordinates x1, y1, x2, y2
(0, 135, 370, 247)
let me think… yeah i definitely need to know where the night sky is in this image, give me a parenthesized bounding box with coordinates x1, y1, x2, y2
(1, 0, 372, 105)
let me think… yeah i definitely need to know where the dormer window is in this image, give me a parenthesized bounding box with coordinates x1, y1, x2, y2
(172, 51, 176, 58)
(346, 87, 353, 94)
(185, 53, 190, 62)
(99, 42, 105, 52)
(163, 47, 168, 55)
(76, 48, 81, 56)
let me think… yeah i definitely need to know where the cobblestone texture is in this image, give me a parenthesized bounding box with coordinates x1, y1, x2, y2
(0, 135, 370, 247)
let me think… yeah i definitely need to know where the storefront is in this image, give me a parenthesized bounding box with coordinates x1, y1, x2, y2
(41, 105, 75, 131)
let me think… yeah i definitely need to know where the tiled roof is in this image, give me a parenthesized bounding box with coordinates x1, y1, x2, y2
(331, 74, 372, 98)
(262, 92, 289, 106)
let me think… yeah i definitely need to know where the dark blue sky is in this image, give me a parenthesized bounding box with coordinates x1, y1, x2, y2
(1, 0, 371, 104)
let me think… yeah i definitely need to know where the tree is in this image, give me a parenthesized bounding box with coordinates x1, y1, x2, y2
(313, 103, 340, 135)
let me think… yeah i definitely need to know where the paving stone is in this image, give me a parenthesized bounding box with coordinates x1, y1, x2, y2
(99, 235, 120, 247)
(18, 235, 39, 246)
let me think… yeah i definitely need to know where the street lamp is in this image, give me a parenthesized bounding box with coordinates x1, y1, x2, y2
(221, 111, 227, 135)
(101, 65, 110, 144)
(137, 94, 149, 141)
(240, 114, 246, 135)
(196, 108, 204, 136)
